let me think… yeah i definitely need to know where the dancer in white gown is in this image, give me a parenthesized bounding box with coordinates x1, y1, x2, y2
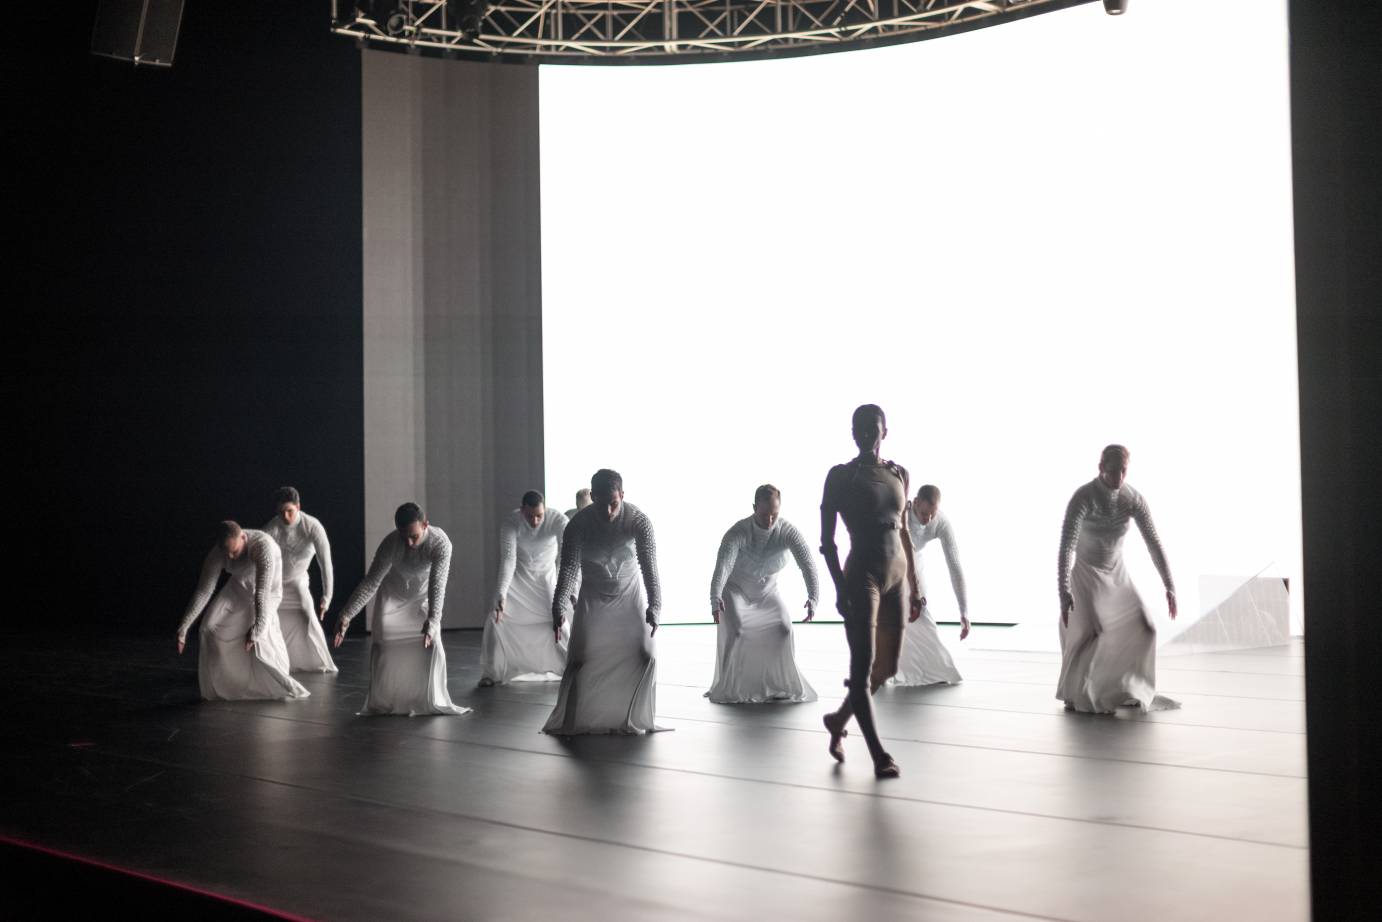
(892, 484, 970, 686)
(1057, 445, 1179, 713)
(263, 486, 337, 674)
(334, 503, 470, 716)
(176, 521, 310, 701)
(480, 491, 569, 686)
(705, 485, 819, 704)
(543, 469, 662, 735)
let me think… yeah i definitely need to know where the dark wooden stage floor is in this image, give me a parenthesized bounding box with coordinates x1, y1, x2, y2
(0, 624, 1308, 921)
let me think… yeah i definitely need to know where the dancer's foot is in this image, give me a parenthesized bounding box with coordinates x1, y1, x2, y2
(478, 677, 495, 688)
(823, 712, 848, 763)
(873, 754, 900, 780)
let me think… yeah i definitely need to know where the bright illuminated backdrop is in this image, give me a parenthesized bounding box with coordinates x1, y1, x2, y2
(539, 0, 1299, 633)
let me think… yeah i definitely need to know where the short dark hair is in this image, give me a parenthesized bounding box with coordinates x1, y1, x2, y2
(591, 469, 623, 496)
(521, 490, 544, 508)
(217, 520, 243, 544)
(1100, 444, 1130, 468)
(394, 502, 425, 530)
(852, 403, 886, 430)
(917, 484, 941, 505)
(272, 486, 300, 507)
(754, 484, 781, 506)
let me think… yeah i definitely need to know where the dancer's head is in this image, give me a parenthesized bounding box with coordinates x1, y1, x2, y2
(590, 469, 624, 522)
(574, 488, 592, 510)
(521, 490, 546, 527)
(752, 484, 781, 529)
(272, 486, 301, 525)
(218, 520, 247, 559)
(913, 484, 941, 524)
(851, 404, 887, 453)
(394, 502, 428, 546)
(1098, 444, 1130, 491)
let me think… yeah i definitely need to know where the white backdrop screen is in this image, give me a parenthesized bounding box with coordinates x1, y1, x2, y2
(538, 0, 1300, 632)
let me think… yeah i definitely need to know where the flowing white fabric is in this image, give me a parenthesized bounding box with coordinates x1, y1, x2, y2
(1056, 478, 1179, 713)
(892, 508, 965, 686)
(339, 526, 469, 717)
(543, 503, 661, 735)
(481, 508, 569, 683)
(177, 531, 310, 701)
(705, 516, 818, 704)
(263, 511, 338, 674)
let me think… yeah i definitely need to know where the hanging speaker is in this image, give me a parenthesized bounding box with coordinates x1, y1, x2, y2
(91, 0, 186, 67)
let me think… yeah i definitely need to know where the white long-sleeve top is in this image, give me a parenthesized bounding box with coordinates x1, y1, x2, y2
(338, 526, 453, 638)
(553, 503, 661, 621)
(262, 511, 334, 607)
(178, 530, 283, 641)
(709, 516, 820, 609)
(1058, 478, 1174, 598)
(906, 508, 969, 617)
(494, 508, 568, 606)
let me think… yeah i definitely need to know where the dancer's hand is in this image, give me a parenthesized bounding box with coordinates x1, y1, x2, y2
(646, 608, 658, 637)
(711, 602, 721, 624)
(553, 614, 565, 644)
(959, 615, 971, 641)
(1167, 590, 1178, 620)
(834, 583, 850, 618)
(909, 595, 923, 623)
(176, 635, 186, 655)
(1061, 591, 1074, 626)
(334, 621, 347, 648)
(495, 598, 505, 623)
(802, 601, 815, 623)
(421, 624, 433, 648)
(244, 631, 256, 653)
(317, 599, 328, 621)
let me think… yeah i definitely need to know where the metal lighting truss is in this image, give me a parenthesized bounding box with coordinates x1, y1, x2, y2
(331, 0, 1086, 63)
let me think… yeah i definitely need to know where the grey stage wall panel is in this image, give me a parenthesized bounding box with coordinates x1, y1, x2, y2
(362, 51, 544, 628)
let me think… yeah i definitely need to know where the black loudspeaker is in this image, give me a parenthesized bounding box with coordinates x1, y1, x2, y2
(90, 0, 186, 67)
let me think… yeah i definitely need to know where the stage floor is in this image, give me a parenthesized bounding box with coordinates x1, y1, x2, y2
(0, 624, 1308, 921)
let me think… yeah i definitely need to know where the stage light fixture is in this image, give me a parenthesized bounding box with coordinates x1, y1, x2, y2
(1103, 0, 1128, 13)
(383, 5, 410, 36)
(449, 0, 491, 41)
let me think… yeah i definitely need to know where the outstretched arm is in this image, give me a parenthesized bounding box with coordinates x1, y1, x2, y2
(493, 519, 519, 620)
(633, 511, 662, 634)
(820, 469, 847, 616)
(708, 527, 742, 623)
(424, 534, 453, 645)
(552, 523, 582, 640)
(937, 519, 971, 638)
(311, 517, 335, 615)
(1132, 494, 1177, 618)
(783, 521, 820, 621)
(177, 548, 225, 650)
(335, 536, 395, 644)
(1058, 491, 1088, 625)
(248, 538, 276, 645)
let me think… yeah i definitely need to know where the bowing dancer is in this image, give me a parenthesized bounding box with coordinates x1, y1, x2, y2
(705, 484, 819, 704)
(479, 491, 570, 686)
(543, 469, 663, 735)
(820, 405, 922, 779)
(176, 520, 310, 701)
(334, 503, 469, 716)
(892, 484, 970, 686)
(263, 486, 338, 674)
(1057, 444, 1179, 713)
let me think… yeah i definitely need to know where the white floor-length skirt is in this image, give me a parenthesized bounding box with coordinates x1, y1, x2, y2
(481, 567, 567, 683)
(197, 579, 309, 701)
(542, 569, 659, 735)
(361, 589, 470, 717)
(280, 575, 338, 674)
(706, 576, 816, 704)
(891, 608, 962, 686)
(1057, 558, 1179, 713)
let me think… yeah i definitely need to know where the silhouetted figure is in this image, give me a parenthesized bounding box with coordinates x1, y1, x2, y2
(480, 490, 569, 686)
(543, 469, 662, 735)
(892, 484, 969, 686)
(263, 486, 338, 674)
(705, 484, 819, 704)
(1057, 445, 1178, 713)
(819, 405, 922, 779)
(176, 520, 310, 701)
(334, 503, 470, 716)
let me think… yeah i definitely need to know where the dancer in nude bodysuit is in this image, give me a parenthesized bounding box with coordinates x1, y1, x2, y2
(819, 405, 922, 779)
